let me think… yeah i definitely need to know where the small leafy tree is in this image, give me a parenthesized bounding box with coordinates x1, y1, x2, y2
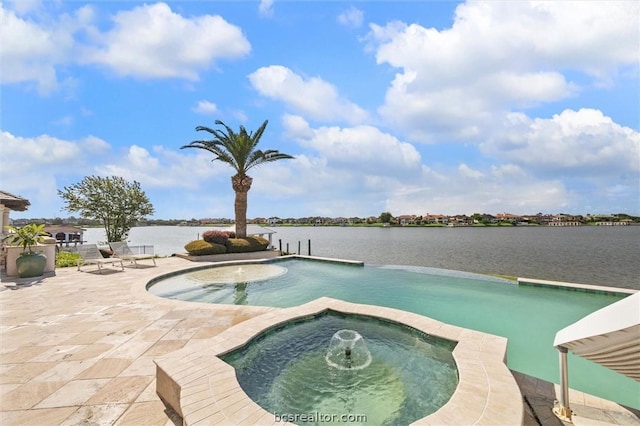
(379, 212, 393, 224)
(58, 176, 154, 242)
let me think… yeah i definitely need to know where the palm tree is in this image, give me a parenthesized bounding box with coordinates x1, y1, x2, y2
(181, 120, 294, 238)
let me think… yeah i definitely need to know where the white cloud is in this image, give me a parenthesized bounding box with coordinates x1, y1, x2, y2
(259, 0, 274, 18)
(249, 65, 368, 124)
(482, 108, 640, 175)
(0, 131, 109, 174)
(0, 131, 111, 209)
(368, 1, 639, 142)
(337, 7, 363, 28)
(2, 2, 249, 92)
(84, 3, 250, 80)
(458, 164, 485, 179)
(96, 145, 230, 190)
(385, 164, 574, 216)
(192, 100, 218, 115)
(0, 5, 73, 94)
(283, 116, 421, 177)
(6, 0, 42, 15)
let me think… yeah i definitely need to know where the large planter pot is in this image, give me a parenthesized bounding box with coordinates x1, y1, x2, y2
(16, 253, 47, 278)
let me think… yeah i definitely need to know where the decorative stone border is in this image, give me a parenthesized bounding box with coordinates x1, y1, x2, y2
(155, 297, 523, 425)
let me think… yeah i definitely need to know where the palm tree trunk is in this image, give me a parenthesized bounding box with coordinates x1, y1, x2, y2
(235, 190, 248, 238)
(231, 174, 252, 238)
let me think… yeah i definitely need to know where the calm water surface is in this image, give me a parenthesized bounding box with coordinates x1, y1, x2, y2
(85, 225, 640, 289)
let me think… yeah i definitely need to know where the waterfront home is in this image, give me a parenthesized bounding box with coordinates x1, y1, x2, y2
(43, 225, 86, 246)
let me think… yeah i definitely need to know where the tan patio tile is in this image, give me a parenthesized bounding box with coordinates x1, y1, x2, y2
(104, 340, 155, 359)
(161, 327, 200, 340)
(27, 332, 81, 347)
(1, 380, 66, 410)
(74, 358, 133, 379)
(238, 407, 275, 426)
(138, 328, 170, 342)
(192, 325, 230, 339)
(0, 406, 78, 426)
(0, 345, 55, 364)
(119, 356, 157, 377)
(85, 375, 154, 405)
(60, 403, 129, 426)
(135, 379, 160, 402)
(90, 320, 140, 333)
(191, 410, 228, 425)
(61, 330, 110, 345)
(29, 345, 83, 362)
(182, 401, 219, 425)
(143, 339, 187, 357)
(53, 320, 102, 334)
(177, 317, 210, 329)
(0, 383, 20, 396)
(147, 319, 184, 331)
(32, 359, 98, 382)
(0, 362, 56, 384)
(35, 379, 110, 408)
(65, 343, 114, 361)
(114, 400, 176, 426)
(159, 310, 193, 320)
(225, 398, 265, 424)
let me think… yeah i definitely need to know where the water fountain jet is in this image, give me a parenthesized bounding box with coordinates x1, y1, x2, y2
(325, 329, 372, 371)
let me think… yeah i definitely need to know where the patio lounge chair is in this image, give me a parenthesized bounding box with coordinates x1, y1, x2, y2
(76, 244, 125, 274)
(109, 241, 156, 268)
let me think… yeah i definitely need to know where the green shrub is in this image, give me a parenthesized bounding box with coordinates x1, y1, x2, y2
(56, 251, 81, 268)
(184, 240, 227, 255)
(226, 236, 269, 253)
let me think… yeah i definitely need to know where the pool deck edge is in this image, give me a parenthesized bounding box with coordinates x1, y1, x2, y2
(517, 277, 637, 296)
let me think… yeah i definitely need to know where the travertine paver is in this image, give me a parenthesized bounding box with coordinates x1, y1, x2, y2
(1, 257, 273, 425)
(1, 256, 638, 425)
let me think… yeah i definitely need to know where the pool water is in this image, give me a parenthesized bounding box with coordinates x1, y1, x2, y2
(222, 311, 459, 425)
(149, 259, 640, 409)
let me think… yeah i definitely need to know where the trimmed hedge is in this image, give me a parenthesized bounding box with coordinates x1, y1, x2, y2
(184, 240, 227, 255)
(225, 236, 269, 253)
(202, 230, 235, 245)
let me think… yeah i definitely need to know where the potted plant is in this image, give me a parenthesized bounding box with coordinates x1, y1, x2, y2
(3, 224, 48, 278)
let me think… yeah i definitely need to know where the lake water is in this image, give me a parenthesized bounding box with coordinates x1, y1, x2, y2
(84, 225, 640, 289)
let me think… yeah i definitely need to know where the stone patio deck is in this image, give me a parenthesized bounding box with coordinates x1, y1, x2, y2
(1, 257, 638, 425)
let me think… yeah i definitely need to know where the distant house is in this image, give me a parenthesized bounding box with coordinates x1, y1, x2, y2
(449, 215, 473, 226)
(43, 225, 86, 246)
(396, 215, 417, 226)
(548, 214, 583, 226)
(423, 214, 448, 224)
(495, 213, 522, 223)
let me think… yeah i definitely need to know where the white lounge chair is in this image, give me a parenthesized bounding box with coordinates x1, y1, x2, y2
(76, 244, 124, 274)
(109, 241, 156, 268)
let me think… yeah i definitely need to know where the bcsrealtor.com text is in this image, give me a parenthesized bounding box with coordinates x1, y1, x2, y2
(275, 412, 368, 423)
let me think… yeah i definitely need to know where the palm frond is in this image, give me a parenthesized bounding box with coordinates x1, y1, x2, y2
(183, 119, 293, 174)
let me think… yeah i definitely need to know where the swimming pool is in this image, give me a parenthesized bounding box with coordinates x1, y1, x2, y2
(148, 258, 639, 409)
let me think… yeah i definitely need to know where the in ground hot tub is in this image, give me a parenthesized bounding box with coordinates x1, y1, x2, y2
(154, 297, 523, 425)
(222, 310, 458, 424)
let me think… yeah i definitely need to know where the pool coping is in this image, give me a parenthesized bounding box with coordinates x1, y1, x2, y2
(154, 297, 524, 425)
(517, 277, 637, 297)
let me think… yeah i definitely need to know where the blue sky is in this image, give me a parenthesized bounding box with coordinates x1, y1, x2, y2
(2, 0, 639, 220)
